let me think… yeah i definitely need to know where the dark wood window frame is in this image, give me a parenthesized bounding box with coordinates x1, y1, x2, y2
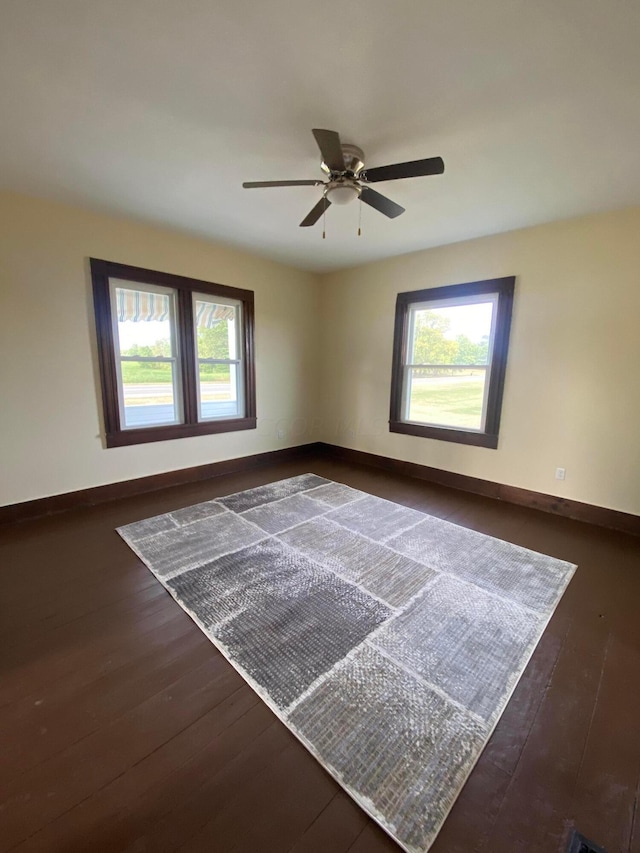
(90, 258, 256, 448)
(389, 276, 515, 449)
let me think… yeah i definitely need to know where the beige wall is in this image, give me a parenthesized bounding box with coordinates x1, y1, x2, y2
(2, 193, 639, 515)
(0, 193, 321, 506)
(319, 208, 640, 515)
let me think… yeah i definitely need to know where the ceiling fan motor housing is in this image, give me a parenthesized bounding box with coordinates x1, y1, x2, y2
(321, 143, 365, 205)
(320, 143, 365, 177)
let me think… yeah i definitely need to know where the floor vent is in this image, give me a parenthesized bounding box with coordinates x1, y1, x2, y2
(568, 830, 606, 853)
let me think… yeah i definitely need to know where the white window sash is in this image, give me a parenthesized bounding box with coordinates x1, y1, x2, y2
(402, 293, 499, 432)
(192, 292, 245, 422)
(108, 279, 184, 430)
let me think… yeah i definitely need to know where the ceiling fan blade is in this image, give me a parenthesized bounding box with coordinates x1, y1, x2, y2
(299, 196, 331, 227)
(312, 129, 345, 172)
(360, 187, 405, 219)
(242, 180, 322, 188)
(363, 156, 445, 183)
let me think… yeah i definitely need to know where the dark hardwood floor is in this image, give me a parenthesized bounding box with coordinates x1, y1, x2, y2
(1, 454, 639, 853)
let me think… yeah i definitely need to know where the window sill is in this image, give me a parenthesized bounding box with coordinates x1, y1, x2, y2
(105, 417, 257, 448)
(389, 420, 499, 449)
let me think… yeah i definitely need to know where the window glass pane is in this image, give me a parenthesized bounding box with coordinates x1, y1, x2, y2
(194, 296, 242, 422)
(120, 361, 181, 428)
(112, 284, 182, 429)
(406, 367, 487, 430)
(115, 287, 174, 357)
(411, 301, 493, 366)
(198, 363, 240, 420)
(194, 300, 238, 361)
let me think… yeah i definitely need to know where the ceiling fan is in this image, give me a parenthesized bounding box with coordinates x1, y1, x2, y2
(242, 129, 445, 228)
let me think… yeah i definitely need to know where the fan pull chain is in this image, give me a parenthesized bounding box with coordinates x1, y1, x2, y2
(322, 202, 326, 239)
(358, 197, 362, 236)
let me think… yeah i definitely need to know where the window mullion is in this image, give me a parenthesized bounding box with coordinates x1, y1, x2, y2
(177, 288, 198, 425)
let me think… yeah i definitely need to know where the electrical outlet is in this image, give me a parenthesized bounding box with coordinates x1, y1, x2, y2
(276, 427, 286, 440)
(555, 467, 566, 481)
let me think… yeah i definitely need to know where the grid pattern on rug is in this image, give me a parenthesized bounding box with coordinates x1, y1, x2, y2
(118, 474, 576, 853)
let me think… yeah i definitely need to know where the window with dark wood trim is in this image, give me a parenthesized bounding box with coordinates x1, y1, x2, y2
(389, 277, 515, 449)
(90, 258, 256, 448)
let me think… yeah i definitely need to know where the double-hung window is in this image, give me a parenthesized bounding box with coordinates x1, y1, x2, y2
(389, 277, 514, 448)
(91, 259, 256, 447)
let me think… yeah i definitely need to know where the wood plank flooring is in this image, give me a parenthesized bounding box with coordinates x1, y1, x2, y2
(1, 454, 639, 852)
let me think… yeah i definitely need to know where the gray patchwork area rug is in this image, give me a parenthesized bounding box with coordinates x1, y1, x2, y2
(118, 474, 576, 852)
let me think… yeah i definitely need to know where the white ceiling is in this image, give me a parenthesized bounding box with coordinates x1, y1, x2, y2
(1, 0, 639, 272)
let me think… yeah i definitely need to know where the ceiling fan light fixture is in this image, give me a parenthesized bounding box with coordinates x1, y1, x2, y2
(325, 182, 361, 205)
